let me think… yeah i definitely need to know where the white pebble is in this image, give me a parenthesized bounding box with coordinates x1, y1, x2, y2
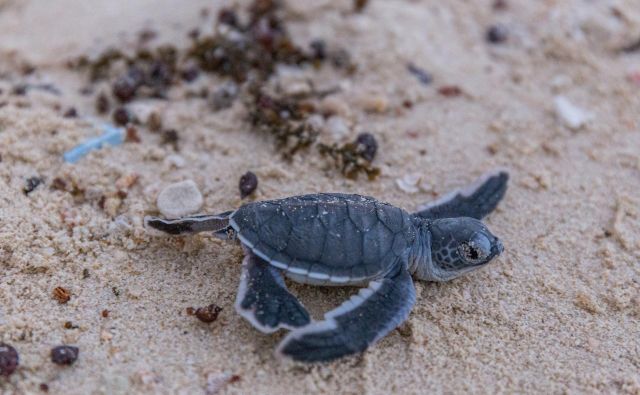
(157, 180, 203, 219)
(325, 116, 350, 140)
(554, 96, 592, 130)
(164, 154, 186, 168)
(396, 174, 422, 194)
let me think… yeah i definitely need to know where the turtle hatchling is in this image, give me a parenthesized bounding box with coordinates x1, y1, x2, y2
(145, 170, 508, 362)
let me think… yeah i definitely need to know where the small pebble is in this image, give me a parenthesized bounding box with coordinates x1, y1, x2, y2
(554, 96, 592, 130)
(157, 180, 203, 219)
(239, 171, 258, 199)
(147, 112, 163, 132)
(63, 107, 78, 118)
(355, 133, 378, 162)
(361, 94, 389, 113)
(486, 24, 508, 43)
(24, 176, 43, 195)
(125, 126, 141, 143)
(0, 343, 19, 377)
(194, 304, 223, 323)
(51, 345, 79, 365)
(325, 116, 350, 140)
(164, 154, 186, 168)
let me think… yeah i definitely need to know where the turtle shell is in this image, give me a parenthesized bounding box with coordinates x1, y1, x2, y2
(229, 193, 416, 284)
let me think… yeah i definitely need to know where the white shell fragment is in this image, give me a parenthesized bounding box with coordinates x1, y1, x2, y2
(156, 180, 203, 219)
(554, 96, 592, 130)
(396, 174, 421, 193)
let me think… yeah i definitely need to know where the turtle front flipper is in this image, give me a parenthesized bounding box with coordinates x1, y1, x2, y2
(144, 211, 233, 236)
(235, 251, 311, 333)
(276, 263, 416, 363)
(415, 169, 508, 220)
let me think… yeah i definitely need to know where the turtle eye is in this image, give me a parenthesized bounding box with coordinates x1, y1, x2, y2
(458, 234, 491, 264)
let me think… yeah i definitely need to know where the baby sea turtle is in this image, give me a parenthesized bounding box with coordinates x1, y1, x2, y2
(145, 170, 508, 362)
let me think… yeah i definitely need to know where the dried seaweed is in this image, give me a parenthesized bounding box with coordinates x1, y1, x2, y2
(247, 88, 318, 158)
(187, 1, 311, 82)
(318, 133, 380, 180)
(70, 0, 375, 180)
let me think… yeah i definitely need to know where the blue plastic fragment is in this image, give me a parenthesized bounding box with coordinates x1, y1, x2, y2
(63, 124, 125, 164)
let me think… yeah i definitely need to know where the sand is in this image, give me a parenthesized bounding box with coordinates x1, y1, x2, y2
(0, 0, 639, 394)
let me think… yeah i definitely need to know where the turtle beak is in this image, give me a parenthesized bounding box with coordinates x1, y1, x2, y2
(492, 239, 504, 256)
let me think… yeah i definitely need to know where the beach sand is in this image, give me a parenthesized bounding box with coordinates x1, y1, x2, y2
(0, 0, 639, 393)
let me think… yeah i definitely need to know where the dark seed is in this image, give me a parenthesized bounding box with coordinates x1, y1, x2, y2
(161, 129, 179, 147)
(353, 0, 369, 12)
(0, 343, 19, 377)
(101, 310, 109, 318)
(188, 28, 200, 40)
(112, 75, 139, 102)
(194, 304, 223, 323)
(95, 93, 110, 114)
(407, 63, 433, 85)
(51, 345, 79, 366)
(486, 24, 508, 44)
(40, 383, 49, 392)
(112, 107, 132, 126)
(492, 0, 508, 10)
(239, 171, 258, 199)
(24, 176, 43, 195)
(63, 321, 77, 330)
(438, 85, 463, 97)
(12, 84, 27, 96)
(63, 107, 78, 118)
(355, 133, 378, 162)
(53, 286, 71, 304)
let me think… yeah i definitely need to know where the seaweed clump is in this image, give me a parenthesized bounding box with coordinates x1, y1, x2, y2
(318, 133, 380, 180)
(247, 87, 318, 158)
(187, 0, 312, 83)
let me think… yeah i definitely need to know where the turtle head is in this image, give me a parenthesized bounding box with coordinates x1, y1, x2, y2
(415, 217, 503, 281)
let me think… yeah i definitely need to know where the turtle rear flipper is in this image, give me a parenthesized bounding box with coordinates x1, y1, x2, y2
(276, 263, 415, 363)
(236, 252, 311, 333)
(144, 211, 233, 237)
(415, 170, 508, 220)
